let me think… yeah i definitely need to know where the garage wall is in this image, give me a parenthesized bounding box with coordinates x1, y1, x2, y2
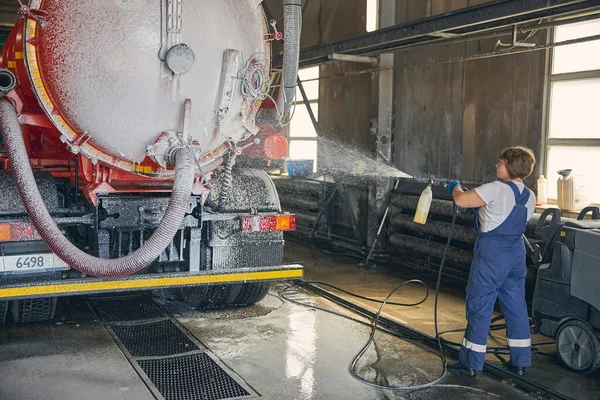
(0, 0, 17, 27)
(392, 0, 547, 187)
(264, 0, 373, 152)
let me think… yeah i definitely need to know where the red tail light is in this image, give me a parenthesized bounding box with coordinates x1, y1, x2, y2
(0, 223, 39, 242)
(241, 215, 296, 232)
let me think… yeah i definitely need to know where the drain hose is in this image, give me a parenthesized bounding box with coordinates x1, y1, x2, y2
(0, 100, 195, 278)
(276, 0, 302, 120)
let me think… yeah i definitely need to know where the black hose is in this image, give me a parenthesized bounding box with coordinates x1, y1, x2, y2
(280, 201, 555, 392)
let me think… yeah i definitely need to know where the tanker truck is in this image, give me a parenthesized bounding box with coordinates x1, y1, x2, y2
(0, 0, 303, 323)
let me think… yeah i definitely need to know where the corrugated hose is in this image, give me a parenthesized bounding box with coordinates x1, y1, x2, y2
(0, 100, 195, 278)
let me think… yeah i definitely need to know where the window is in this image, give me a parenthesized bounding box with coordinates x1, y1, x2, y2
(288, 67, 319, 171)
(366, 0, 379, 32)
(546, 19, 600, 204)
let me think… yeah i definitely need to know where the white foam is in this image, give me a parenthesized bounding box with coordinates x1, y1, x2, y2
(37, 0, 269, 163)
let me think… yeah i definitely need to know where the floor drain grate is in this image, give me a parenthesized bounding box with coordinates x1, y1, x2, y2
(111, 319, 200, 357)
(139, 353, 251, 400)
(89, 296, 257, 399)
(90, 297, 164, 322)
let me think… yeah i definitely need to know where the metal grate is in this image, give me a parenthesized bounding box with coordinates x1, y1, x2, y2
(139, 353, 250, 400)
(90, 296, 163, 322)
(111, 319, 200, 357)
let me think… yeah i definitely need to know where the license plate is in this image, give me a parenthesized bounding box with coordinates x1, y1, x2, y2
(2, 253, 69, 275)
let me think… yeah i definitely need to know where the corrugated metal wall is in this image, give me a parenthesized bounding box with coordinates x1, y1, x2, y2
(393, 0, 546, 187)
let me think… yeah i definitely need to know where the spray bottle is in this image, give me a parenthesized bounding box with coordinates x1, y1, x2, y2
(414, 178, 433, 225)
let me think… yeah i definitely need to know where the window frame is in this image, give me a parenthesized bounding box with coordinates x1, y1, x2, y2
(544, 22, 600, 205)
(287, 67, 320, 171)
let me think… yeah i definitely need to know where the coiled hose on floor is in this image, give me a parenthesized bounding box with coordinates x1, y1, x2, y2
(0, 100, 195, 278)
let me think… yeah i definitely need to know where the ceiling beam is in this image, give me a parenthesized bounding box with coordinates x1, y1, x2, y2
(274, 0, 600, 68)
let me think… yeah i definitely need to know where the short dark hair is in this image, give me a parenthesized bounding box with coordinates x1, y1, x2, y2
(500, 146, 536, 179)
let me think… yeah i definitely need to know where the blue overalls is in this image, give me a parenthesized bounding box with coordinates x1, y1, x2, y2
(458, 182, 532, 371)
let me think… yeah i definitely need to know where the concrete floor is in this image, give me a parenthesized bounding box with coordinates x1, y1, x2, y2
(283, 241, 600, 400)
(0, 241, 597, 399)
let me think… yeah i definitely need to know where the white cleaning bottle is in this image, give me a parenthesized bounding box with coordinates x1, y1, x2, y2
(537, 175, 547, 205)
(414, 180, 433, 225)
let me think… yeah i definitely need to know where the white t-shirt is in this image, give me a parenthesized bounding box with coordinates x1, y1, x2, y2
(474, 181, 536, 232)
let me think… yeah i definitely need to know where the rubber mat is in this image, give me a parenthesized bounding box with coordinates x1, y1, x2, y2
(89, 296, 256, 400)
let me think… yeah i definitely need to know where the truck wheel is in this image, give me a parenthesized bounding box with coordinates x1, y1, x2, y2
(183, 169, 282, 310)
(10, 297, 58, 323)
(556, 320, 600, 374)
(231, 282, 269, 307)
(181, 285, 234, 310)
(0, 301, 7, 324)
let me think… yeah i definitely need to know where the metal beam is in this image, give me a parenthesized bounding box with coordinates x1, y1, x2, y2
(328, 53, 379, 65)
(274, 0, 600, 68)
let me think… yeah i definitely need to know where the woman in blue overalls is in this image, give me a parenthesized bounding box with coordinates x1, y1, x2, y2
(445, 146, 536, 377)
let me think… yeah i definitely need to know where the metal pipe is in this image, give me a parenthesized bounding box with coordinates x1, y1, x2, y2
(297, 32, 600, 84)
(522, 13, 600, 32)
(0, 100, 195, 278)
(391, 195, 475, 222)
(390, 213, 478, 243)
(389, 233, 473, 266)
(276, 0, 302, 121)
(279, 196, 320, 212)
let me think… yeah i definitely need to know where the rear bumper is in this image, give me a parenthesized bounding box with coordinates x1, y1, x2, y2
(0, 264, 303, 300)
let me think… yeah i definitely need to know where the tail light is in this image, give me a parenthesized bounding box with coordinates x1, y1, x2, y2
(0, 223, 39, 242)
(241, 214, 296, 232)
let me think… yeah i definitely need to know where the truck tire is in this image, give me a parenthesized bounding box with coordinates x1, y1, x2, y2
(10, 297, 58, 323)
(556, 319, 600, 374)
(183, 169, 283, 310)
(231, 282, 269, 307)
(181, 285, 233, 310)
(0, 301, 7, 324)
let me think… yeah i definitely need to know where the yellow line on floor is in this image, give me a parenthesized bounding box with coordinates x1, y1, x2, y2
(0, 269, 303, 299)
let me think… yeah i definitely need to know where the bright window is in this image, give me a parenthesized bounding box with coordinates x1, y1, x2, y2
(366, 0, 379, 32)
(546, 20, 600, 205)
(289, 67, 319, 171)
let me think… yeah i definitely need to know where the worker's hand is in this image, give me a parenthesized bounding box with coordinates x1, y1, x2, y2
(445, 180, 461, 193)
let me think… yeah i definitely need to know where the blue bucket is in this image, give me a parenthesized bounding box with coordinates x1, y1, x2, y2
(286, 160, 314, 177)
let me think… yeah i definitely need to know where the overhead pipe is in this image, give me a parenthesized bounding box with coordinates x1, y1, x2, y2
(0, 100, 195, 278)
(276, 0, 302, 121)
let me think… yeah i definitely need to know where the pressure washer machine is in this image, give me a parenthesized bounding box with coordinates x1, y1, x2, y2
(532, 206, 600, 374)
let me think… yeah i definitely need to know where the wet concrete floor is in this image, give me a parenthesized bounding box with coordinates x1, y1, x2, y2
(0, 241, 597, 399)
(283, 241, 600, 400)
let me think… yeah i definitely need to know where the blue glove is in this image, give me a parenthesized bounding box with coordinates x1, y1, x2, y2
(445, 180, 461, 193)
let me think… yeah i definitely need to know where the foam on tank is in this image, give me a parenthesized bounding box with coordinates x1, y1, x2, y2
(36, 0, 269, 163)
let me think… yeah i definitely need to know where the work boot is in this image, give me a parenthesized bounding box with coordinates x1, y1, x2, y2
(447, 361, 476, 377)
(507, 362, 526, 376)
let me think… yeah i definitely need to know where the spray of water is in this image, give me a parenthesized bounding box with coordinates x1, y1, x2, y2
(315, 137, 411, 180)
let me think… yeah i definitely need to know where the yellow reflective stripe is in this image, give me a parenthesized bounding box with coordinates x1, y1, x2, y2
(0, 269, 303, 299)
(507, 338, 531, 348)
(7, 61, 16, 69)
(15, 52, 23, 60)
(462, 338, 487, 353)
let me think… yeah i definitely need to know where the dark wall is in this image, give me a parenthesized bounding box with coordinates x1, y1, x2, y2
(392, 0, 546, 187)
(264, 0, 372, 153)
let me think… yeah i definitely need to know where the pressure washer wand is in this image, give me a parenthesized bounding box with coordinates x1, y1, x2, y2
(361, 179, 401, 268)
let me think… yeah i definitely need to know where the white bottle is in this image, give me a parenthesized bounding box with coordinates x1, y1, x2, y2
(557, 170, 589, 211)
(537, 175, 547, 205)
(414, 182, 433, 225)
